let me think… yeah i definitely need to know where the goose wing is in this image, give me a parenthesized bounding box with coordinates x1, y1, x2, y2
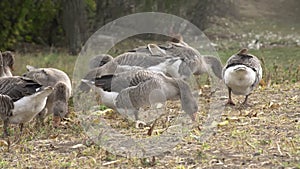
(93, 69, 155, 92)
(116, 75, 162, 110)
(0, 77, 42, 101)
(159, 43, 200, 60)
(114, 52, 166, 67)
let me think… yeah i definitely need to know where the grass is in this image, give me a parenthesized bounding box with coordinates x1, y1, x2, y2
(0, 47, 298, 168)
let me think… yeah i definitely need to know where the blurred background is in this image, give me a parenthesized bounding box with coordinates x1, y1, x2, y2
(0, 0, 299, 82)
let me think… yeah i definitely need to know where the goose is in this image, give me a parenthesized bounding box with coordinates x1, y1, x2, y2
(81, 69, 198, 123)
(88, 54, 113, 70)
(158, 38, 223, 79)
(23, 65, 72, 125)
(0, 51, 14, 77)
(52, 82, 69, 126)
(0, 76, 53, 137)
(222, 48, 262, 105)
(129, 44, 167, 56)
(79, 52, 192, 92)
(129, 37, 223, 79)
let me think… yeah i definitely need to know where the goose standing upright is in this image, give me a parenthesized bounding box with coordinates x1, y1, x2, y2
(222, 48, 262, 105)
(81, 69, 198, 122)
(0, 77, 53, 137)
(0, 51, 14, 77)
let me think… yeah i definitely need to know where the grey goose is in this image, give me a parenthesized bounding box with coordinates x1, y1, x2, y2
(0, 76, 53, 137)
(88, 54, 113, 70)
(81, 69, 198, 123)
(0, 51, 15, 77)
(23, 65, 72, 125)
(129, 38, 223, 79)
(222, 48, 262, 105)
(78, 52, 191, 92)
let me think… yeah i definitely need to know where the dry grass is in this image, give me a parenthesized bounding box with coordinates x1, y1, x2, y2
(0, 81, 299, 168)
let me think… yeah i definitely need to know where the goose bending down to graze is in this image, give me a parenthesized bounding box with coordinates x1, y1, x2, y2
(23, 65, 72, 125)
(0, 76, 53, 137)
(0, 51, 15, 77)
(159, 37, 223, 79)
(81, 69, 198, 124)
(88, 54, 113, 70)
(52, 82, 69, 126)
(222, 48, 262, 106)
(130, 38, 223, 79)
(79, 52, 193, 92)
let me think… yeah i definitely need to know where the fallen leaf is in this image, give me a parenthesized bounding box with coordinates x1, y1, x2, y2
(0, 140, 8, 147)
(218, 120, 229, 127)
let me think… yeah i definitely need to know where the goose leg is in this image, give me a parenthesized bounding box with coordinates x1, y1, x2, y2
(2, 120, 11, 152)
(19, 123, 24, 136)
(14, 123, 24, 144)
(147, 119, 158, 136)
(3, 119, 9, 137)
(35, 108, 47, 127)
(242, 94, 250, 106)
(226, 88, 235, 106)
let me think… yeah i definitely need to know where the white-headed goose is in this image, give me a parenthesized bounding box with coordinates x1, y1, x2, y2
(81, 69, 198, 123)
(0, 76, 53, 137)
(222, 48, 262, 105)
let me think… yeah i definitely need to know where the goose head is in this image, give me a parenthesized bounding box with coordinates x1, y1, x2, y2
(52, 82, 68, 118)
(53, 101, 68, 118)
(88, 54, 113, 69)
(2, 51, 15, 72)
(175, 79, 198, 121)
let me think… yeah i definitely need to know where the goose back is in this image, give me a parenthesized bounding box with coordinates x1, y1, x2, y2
(223, 49, 262, 81)
(0, 77, 43, 102)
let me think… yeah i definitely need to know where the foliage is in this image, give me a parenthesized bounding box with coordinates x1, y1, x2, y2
(0, 0, 62, 51)
(0, 0, 239, 53)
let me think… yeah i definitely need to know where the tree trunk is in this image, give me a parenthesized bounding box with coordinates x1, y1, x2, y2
(62, 0, 88, 55)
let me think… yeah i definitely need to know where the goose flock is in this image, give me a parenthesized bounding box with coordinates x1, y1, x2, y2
(79, 37, 263, 130)
(0, 51, 71, 144)
(0, 36, 263, 148)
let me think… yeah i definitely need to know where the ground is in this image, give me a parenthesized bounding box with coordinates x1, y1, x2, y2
(0, 81, 299, 168)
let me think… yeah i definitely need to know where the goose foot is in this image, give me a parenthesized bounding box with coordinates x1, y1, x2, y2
(226, 99, 235, 106)
(241, 95, 250, 107)
(135, 120, 147, 129)
(240, 102, 251, 108)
